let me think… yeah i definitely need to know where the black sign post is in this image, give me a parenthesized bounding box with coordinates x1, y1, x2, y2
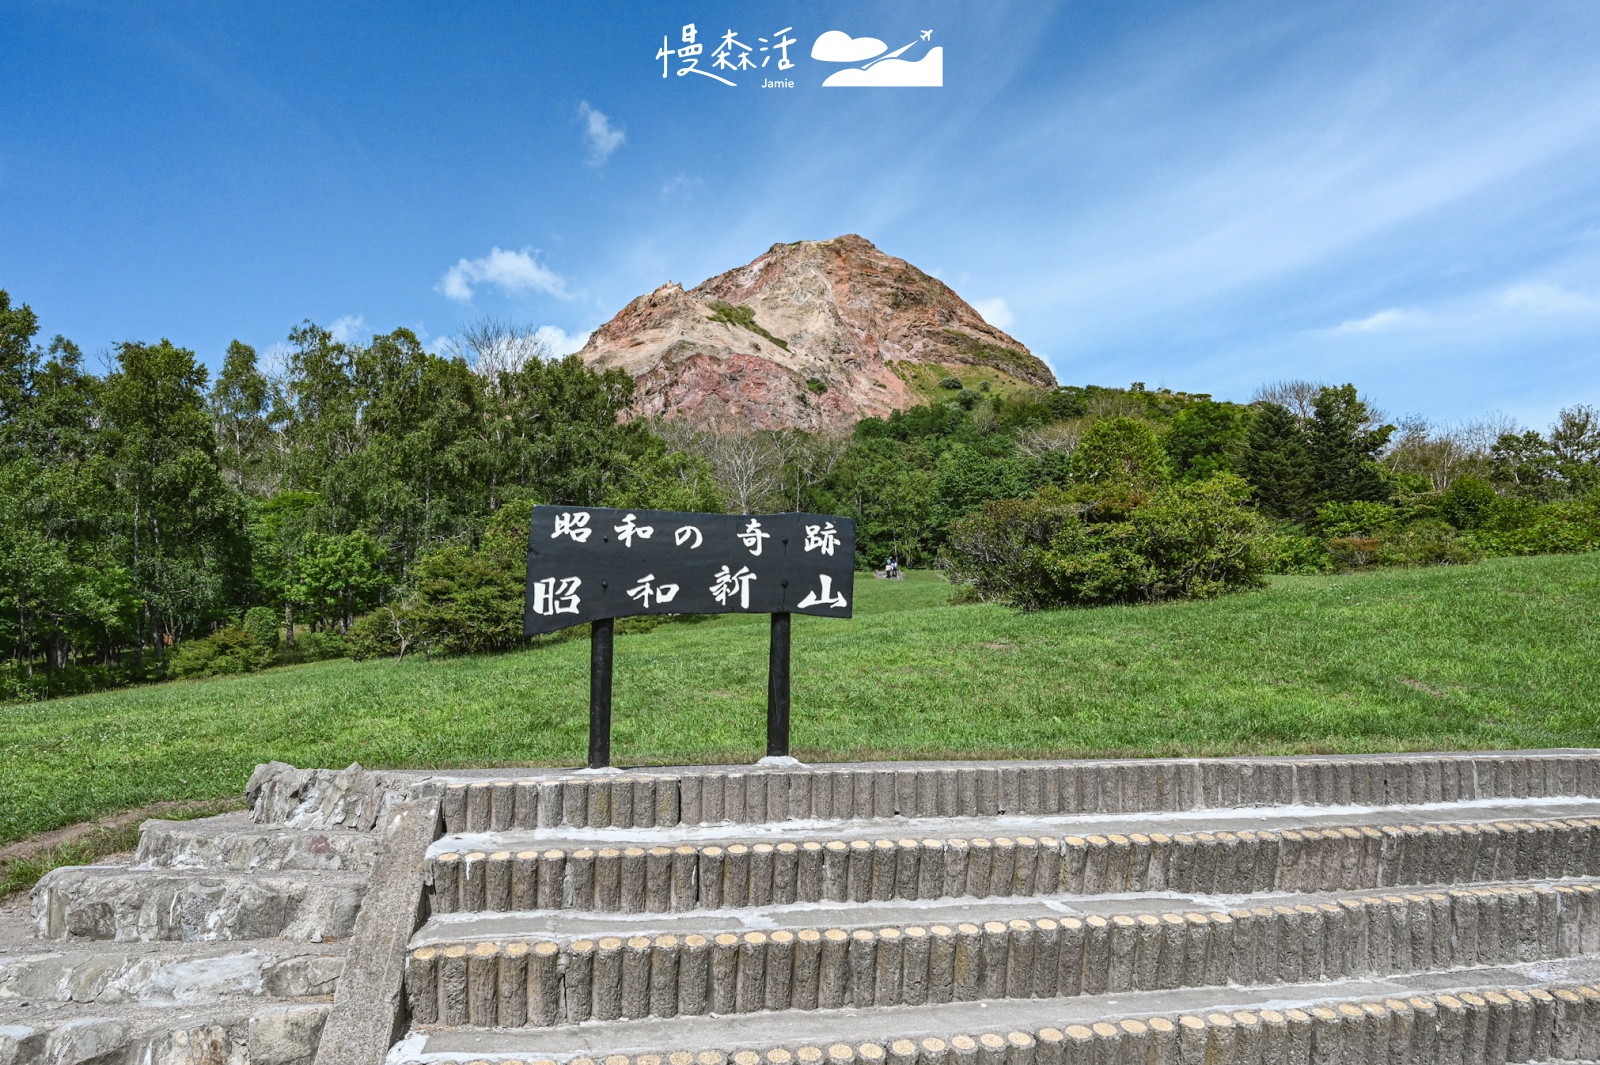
(767, 611, 791, 758)
(526, 506, 855, 767)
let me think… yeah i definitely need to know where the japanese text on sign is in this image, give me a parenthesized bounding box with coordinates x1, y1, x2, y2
(525, 506, 856, 635)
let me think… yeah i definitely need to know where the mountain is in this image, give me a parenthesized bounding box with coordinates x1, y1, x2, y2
(576, 234, 1056, 430)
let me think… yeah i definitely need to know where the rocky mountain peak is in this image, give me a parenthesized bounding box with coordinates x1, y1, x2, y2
(578, 234, 1055, 430)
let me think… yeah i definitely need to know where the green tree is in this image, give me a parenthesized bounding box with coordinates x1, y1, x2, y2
(211, 340, 276, 494)
(1240, 403, 1315, 521)
(0, 290, 41, 447)
(1067, 417, 1168, 495)
(101, 339, 247, 653)
(1489, 430, 1560, 498)
(290, 531, 387, 633)
(1307, 384, 1394, 505)
(810, 437, 940, 565)
(1163, 400, 1250, 481)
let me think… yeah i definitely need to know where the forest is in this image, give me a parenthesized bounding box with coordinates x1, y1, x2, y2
(2, 289, 1597, 699)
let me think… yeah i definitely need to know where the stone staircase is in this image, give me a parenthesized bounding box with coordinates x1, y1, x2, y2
(0, 765, 399, 1064)
(395, 753, 1600, 1065)
(11, 753, 1600, 1064)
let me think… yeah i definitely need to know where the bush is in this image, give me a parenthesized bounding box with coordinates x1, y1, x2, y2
(169, 626, 274, 679)
(0, 663, 135, 703)
(1262, 530, 1331, 574)
(1325, 537, 1384, 570)
(938, 376, 963, 390)
(277, 630, 349, 664)
(241, 606, 281, 651)
(348, 603, 430, 662)
(1381, 519, 1482, 567)
(941, 474, 1274, 609)
(1439, 475, 1497, 530)
(1467, 491, 1600, 556)
(1315, 500, 1397, 539)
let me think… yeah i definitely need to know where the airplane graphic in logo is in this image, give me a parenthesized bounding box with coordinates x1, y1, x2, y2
(811, 29, 943, 87)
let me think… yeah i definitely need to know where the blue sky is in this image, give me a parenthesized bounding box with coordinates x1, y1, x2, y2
(3, 1, 1599, 427)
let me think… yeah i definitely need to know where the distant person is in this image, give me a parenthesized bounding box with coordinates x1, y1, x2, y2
(886, 557, 900, 579)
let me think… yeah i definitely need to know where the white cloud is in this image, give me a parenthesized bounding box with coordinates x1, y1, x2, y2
(436, 247, 569, 303)
(327, 314, 367, 344)
(1333, 308, 1431, 334)
(971, 297, 1016, 329)
(810, 31, 888, 63)
(578, 101, 624, 166)
(1499, 282, 1600, 315)
(660, 173, 703, 201)
(535, 325, 591, 356)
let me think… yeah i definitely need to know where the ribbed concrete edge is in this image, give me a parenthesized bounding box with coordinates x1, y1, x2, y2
(397, 981, 1600, 1065)
(312, 795, 441, 1065)
(426, 817, 1600, 915)
(406, 883, 1598, 1028)
(246, 753, 1600, 834)
(429, 752, 1600, 834)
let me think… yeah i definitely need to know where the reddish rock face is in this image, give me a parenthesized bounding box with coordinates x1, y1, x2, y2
(578, 234, 1055, 430)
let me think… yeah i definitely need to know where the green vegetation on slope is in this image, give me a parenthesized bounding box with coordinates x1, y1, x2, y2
(4, 554, 1600, 845)
(707, 301, 790, 350)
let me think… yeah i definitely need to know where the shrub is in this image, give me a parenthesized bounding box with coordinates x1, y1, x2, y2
(938, 376, 963, 390)
(1380, 519, 1482, 567)
(277, 630, 349, 664)
(941, 474, 1273, 608)
(241, 606, 281, 651)
(348, 603, 428, 661)
(169, 626, 274, 679)
(1068, 417, 1168, 498)
(1467, 491, 1600, 556)
(1315, 500, 1397, 539)
(1263, 530, 1331, 574)
(1439, 476, 1497, 530)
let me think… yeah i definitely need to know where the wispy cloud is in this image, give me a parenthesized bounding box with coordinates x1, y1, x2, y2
(436, 247, 569, 303)
(660, 173, 702, 201)
(1334, 308, 1430, 334)
(327, 313, 368, 343)
(578, 101, 624, 167)
(971, 297, 1016, 329)
(1499, 282, 1600, 315)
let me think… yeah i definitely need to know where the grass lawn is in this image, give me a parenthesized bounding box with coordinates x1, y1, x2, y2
(3, 553, 1599, 845)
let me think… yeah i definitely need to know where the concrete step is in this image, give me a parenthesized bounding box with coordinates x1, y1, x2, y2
(0, 937, 346, 1006)
(403, 881, 1600, 1028)
(0, 1000, 328, 1065)
(426, 810, 1600, 915)
(30, 866, 368, 943)
(394, 967, 1600, 1065)
(134, 812, 381, 873)
(420, 752, 1600, 833)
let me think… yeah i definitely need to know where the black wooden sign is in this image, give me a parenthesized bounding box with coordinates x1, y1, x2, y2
(524, 506, 856, 767)
(524, 506, 855, 636)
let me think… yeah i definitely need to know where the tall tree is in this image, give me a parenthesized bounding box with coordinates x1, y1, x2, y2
(1307, 384, 1394, 505)
(1240, 403, 1315, 520)
(211, 340, 276, 494)
(101, 339, 245, 653)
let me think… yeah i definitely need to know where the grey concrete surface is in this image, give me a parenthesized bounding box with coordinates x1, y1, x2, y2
(31, 866, 368, 942)
(313, 797, 440, 1065)
(136, 814, 381, 873)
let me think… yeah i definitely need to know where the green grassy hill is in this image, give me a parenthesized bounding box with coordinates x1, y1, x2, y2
(4, 553, 1600, 845)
